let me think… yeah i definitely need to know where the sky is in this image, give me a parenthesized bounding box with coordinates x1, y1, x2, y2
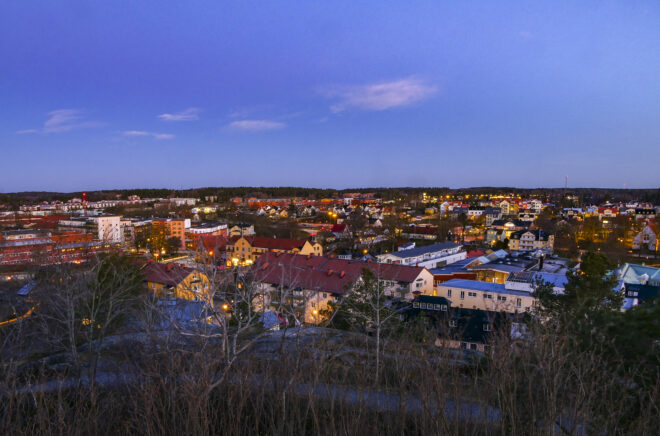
(1, 1, 660, 192)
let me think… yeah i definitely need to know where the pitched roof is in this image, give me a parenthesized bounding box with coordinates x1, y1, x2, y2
(194, 235, 228, 251)
(330, 223, 347, 233)
(143, 263, 196, 287)
(238, 236, 308, 251)
(253, 252, 428, 294)
(466, 250, 485, 258)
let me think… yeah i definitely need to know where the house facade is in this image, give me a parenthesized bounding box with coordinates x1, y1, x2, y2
(253, 252, 434, 324)
(632, 222, 657, 252)
(143, 263, 211, 303)
(508, 230, 554, 252)
(228, 236, 323, 266)
(376, 242, 466, 269)
(435, 278, 537, 314)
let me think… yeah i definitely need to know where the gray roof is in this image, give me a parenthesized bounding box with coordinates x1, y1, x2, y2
(429, 257, 474, 274)
(389, 242, 461, 259)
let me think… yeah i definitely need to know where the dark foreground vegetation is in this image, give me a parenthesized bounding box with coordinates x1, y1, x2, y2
(0, 254, 658, 435)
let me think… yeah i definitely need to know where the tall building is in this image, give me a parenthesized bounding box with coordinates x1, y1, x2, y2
(96, 215, 123, 244)
(152, 218, 188, 249)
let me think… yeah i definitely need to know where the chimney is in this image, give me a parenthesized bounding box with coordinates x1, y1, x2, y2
(166, 263, 174, 272)
(340, 271, 345, 278)
(327, 269, 334, 276)
(538, 255, 544, 270)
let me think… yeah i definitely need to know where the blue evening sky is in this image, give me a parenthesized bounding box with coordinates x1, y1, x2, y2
(1, 1, 659, 191)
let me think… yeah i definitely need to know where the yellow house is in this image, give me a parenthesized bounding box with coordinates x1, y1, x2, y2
(227, 236, 323, 266)
(508, 230, 554, 252)
(435, 278, 536, 314)
(143, 262, 211, 302)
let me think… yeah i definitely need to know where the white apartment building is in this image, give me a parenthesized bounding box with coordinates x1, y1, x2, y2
(376, 242, 466, 269)
(97, 215, 123, 244)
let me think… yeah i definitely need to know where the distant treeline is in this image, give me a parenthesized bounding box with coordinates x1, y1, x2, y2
(1, 186, 659, 206)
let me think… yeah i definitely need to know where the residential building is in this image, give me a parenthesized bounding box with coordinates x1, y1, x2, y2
(253, 252, 434, 323)
(143, 262, 211, 302)
(376, 241, 466, 269)
(634, 208, 655, 221)
(403, 296, 517, 352)
(96, 215, 123, 244)
(616, 263, 660, 310)
(169, 198, 198, 207)
(152, 218, 187, 249)
(401, 225, 438, 241)
(228, 236, 323, 266)
(632, 221, 657, 252)
(504, 271, 567, 294)
(186, 222, 229, 236)
(228, 224, 255, 237)
(508, 230, 554, 252)
(435, 278, 537, 313)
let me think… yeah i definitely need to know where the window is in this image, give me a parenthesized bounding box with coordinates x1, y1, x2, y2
(497, 296, 507, 301)
(516, 298, 522, 308)
(468, 292, 477, 298)
(413, 302, 420, 308)
(449, 320, 457, 328)
(460, 291, 465, 300)
(420, 303, 427, 309)
(447, 289, 452, 298)
(483, 324, 491, 331)
(483, 294, 493, 299)
(440, 304, 447, 311)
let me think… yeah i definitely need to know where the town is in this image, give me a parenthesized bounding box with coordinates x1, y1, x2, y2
(3, 1, 659, 433)
(1, 187, 658, 433)
(2, 189, 659, 323)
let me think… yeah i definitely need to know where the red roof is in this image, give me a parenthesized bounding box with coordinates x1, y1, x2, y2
(143, 263, 195, 287)
(404, 226, 437, 235)
(253, 252, 426, 294)
(466, 250, 485, 258)
(237, 236, 308, 251)
(194, 235, 228, 251)
(330, 224, 347, 233)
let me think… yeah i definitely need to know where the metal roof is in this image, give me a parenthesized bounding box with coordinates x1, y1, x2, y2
(386, 242, 461, 259)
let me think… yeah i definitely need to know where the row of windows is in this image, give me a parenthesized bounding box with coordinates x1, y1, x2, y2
(412, 302, 448, 311)
(444, 288, 524, 307)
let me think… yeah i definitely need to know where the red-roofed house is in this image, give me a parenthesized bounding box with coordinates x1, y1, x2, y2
(143, 262, 211, 302)
(252, 252, 433, 323)
(227, 236, 323, 266)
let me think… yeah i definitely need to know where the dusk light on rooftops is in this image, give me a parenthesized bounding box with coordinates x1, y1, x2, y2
(1, 2, 659, 434)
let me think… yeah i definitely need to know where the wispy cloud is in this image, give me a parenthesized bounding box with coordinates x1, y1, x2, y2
(123, 130, 174, 140)
(158, 107, 200, 121)
(227, 120, 286, 131)
(123, 130, 150, 137)
(321, 77, 438, 113)
(16, 109, 102, 134)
